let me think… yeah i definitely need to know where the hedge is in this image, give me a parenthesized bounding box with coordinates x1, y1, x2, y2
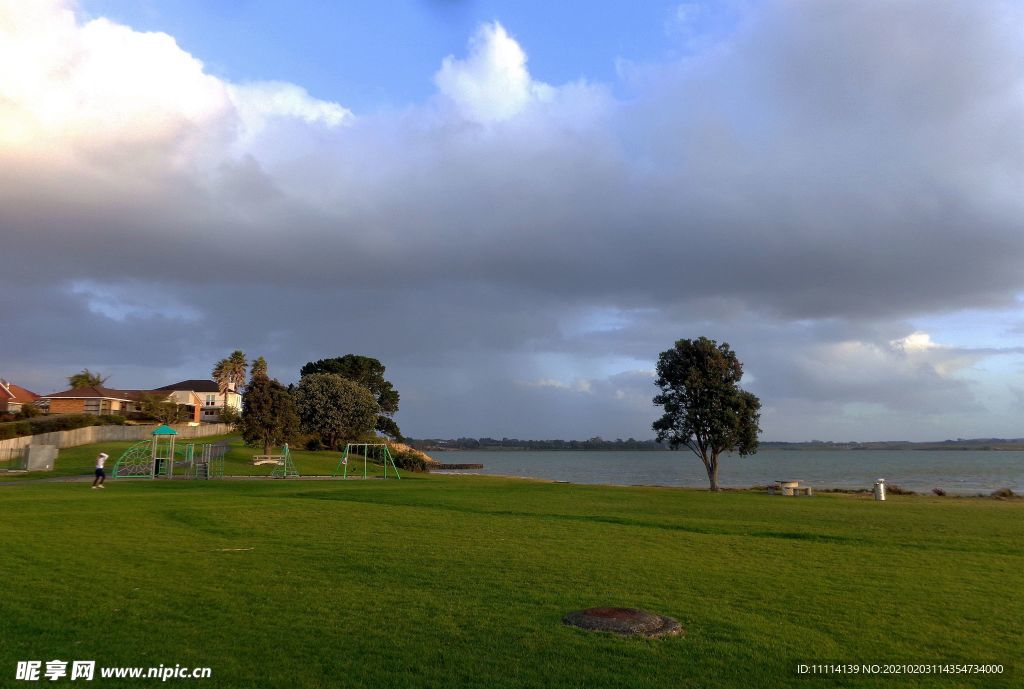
(0, 414, 126, 441)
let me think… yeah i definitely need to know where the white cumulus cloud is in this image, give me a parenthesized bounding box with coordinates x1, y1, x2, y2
(434, 21, 554, 123)
(0, 0, 231, 157)
(0, 0, 350, 164)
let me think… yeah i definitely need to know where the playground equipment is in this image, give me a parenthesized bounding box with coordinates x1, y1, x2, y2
(112, 425, 225, 480)
(193, 442, 227, 479)
(252, 443, 299, 478)
(333, 443, 401, 480)
(113, 425, 189, 479)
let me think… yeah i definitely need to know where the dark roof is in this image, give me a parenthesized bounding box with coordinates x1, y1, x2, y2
(120, 390, 171, 401)
(42, 386, 135, 400)
(154, 379, 226, 393)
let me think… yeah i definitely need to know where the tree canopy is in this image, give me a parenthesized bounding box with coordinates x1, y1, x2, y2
(652, 337, 761, 491)
(240, 357, 299, 455)
(293, 372, 379, 451)
(138, 393, 184, 424)
(300, 355, 401, 439)
(67, 369, 108, 389)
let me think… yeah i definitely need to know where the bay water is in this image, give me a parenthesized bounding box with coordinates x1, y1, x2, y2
(433, 449, 1024, 495)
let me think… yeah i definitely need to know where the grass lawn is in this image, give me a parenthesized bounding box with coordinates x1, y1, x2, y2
(1, 462, 1021, 689)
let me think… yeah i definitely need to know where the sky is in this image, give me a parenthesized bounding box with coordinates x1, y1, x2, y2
(2, 0, 1023, 442)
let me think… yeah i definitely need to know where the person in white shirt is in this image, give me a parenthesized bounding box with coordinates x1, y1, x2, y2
(92, 452, 108, 489)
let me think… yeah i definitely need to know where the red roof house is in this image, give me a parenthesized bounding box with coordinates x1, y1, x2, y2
(0, 379, 40, 413)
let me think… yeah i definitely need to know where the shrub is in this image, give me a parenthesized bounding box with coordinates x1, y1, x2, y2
(17, 405, 41, 419)
(931, 488, 947, 496)
(991, 487, 1016, 499)
(0, 421, 32, 440)
(885, 484, 915, 495)
(388, 447, 429, 472)
(29, 414, 96, 434)
(304, 437, 324, 451)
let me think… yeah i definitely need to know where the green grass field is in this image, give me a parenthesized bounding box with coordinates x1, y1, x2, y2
(1, 442, 1021, 688)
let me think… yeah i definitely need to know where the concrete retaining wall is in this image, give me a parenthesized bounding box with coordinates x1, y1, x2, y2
(0, 423, 233, 453)
(26, 445, 58, 471)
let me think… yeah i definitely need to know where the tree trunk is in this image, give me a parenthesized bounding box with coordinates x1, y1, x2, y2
(705, 453, 721, 491)
(263, 441, 271, 456)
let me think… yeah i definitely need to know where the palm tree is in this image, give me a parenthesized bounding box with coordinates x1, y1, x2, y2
(212, 350, 247, 419)
(67, 369, 109, 389)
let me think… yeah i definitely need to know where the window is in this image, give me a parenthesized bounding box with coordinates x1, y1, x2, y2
(205, 395, 216, 406)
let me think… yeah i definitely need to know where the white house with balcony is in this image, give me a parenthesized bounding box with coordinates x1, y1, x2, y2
(153, 379, 241, 422)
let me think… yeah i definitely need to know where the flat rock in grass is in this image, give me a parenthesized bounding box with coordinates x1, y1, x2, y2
(562, 607, 682, 638)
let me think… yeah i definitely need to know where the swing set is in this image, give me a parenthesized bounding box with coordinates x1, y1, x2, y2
(333, 443, 401, 480)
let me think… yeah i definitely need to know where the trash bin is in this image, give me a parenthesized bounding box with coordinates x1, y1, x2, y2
(874, 478, 886, 501)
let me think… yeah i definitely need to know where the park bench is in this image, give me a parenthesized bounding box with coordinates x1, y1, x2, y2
(252, 455, 285, 466)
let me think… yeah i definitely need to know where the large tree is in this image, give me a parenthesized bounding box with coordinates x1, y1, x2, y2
(300, 355, 402, 439)
(652, 337, 761, 491)
(67, 369, 108, 389)
(212, 350, 248, 416)
(240, 357, 299, 455)
(293, 372, 379, 451)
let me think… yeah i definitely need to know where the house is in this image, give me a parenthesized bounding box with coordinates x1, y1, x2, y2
(0, 379, 40, 413)
(153, 380, 241, 422)
(39, 386, 138, 415)
(36, 386, 200, 420)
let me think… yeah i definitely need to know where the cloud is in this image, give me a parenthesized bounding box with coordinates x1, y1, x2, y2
(891, 332, 940, 353)
(3, 1, 1024, 440)
(228, 81, 352, 138)
(434, 21, 553, 123)
(0, 0, 349, 166)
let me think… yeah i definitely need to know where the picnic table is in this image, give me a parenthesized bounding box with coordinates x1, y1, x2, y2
(769, 480, 813, 496)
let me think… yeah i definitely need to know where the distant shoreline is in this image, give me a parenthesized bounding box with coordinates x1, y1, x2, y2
(413, 439, 1024, 452)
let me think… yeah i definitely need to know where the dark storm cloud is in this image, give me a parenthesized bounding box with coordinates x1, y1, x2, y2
(2, 0, 1023, 438)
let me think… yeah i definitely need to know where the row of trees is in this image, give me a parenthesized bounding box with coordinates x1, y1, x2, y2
(235, 353, 400, 455)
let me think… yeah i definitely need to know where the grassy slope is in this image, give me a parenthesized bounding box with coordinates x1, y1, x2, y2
(0, 476, 1020, 689)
